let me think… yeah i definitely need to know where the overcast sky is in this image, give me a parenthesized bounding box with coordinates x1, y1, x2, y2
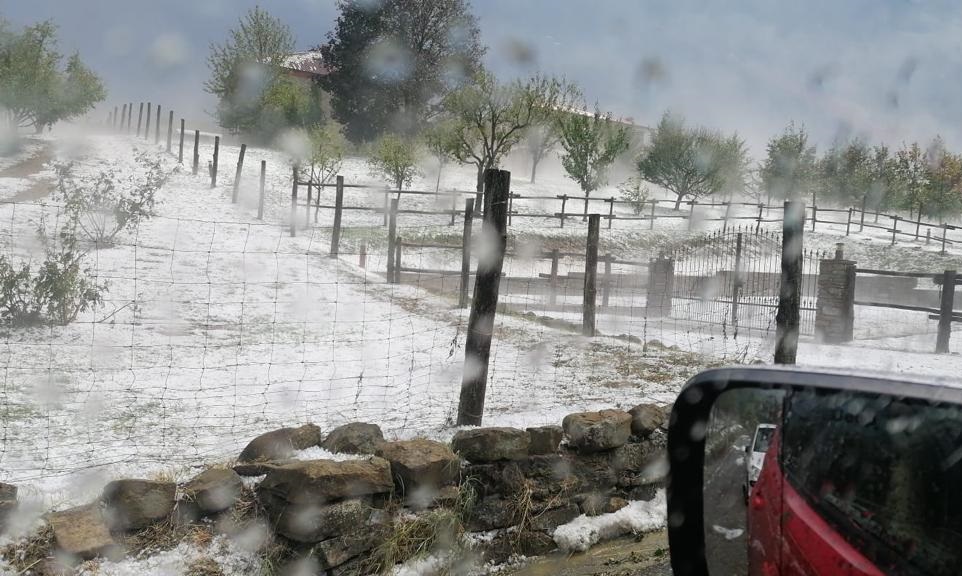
(3, 0, 962, 154)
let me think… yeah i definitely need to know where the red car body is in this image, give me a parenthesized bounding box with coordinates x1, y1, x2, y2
(747, 428, 885, 576)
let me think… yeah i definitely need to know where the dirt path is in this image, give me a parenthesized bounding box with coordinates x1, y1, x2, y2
(505, 530, 672, 576)
(1, 142, 56, 201)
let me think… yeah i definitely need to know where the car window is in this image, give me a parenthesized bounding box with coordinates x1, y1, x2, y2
(752, 427, 774, 453)
(782, 391, 962, 576)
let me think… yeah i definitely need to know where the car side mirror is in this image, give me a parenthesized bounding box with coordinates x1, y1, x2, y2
(666, 366, 962, 576)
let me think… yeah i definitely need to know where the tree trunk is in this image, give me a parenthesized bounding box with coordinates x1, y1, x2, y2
(674, 194, 684, 210)
(476, 165, 485, 193)
(435, 159, 443, 194)
(583, 193, 589, 221)
(530, 156, 540, 183)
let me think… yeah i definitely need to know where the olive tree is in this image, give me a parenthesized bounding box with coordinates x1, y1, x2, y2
(637, 113, 749, 209)
(556, 107, 632, 216)
(0, 19, 105, 132)
(368, 133, 421, 190)
(443, 72, 580, 192)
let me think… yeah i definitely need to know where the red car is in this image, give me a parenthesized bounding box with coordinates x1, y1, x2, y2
(746, 393, 961, 576)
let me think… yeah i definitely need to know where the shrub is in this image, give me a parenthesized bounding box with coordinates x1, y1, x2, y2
(0, 232, 105, 326)
(619, 177, 650, 215)
(56, 153, 167, 246)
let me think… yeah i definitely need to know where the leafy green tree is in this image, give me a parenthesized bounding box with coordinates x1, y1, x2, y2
(421, 119, 459, 193)
(864, 145, 900, 214)
(817, 139, 872, 207)
(556, 106, 632, 216)
(923, 138, 962, 221)
(0, 20, 105, 132)
(368, 133, 421, 190)
(759, 123, 817, 202)
(525, 122, 561, 183)
(637, 113, 749, 209)
(894, 142, 929, 219)
(205, 7, 302, 138)
(443, 72, 579, 192)
(320, 0, 485, 142)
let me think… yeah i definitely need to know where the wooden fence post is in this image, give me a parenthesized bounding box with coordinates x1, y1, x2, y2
(120, 104, 127, 130)
(607, 197, 615, 229)
(942, 224, 949, 255)
(257, 160, 266, 220)
(649, 200, 656, 230)
(811, 203, 817, 231)
(387, 198, 399, 283)
(583, 214, 601, 336)
(383, 190, 390, 226)
(192, 130, 200, 175)
(211, 136, 220, 188)
(395, 236, 403, 283)
(166, 110, 174, 152)
(144, 102, 151, 140)
(937, 269, 957, 353)
(459, 198, 475, 308)
(845, 207, 853, 236)
(290, 166, 298, 237)
(722, 201, 731, 232)
(360, 241, 367, 269)
(127, 103, 133, 132)
(232, 143, 246, 203)
(859, 208, 866, 232)
(330, 176, 345, 258)
(549, 249, 559, 306)
(915, 210, 923, 240)
(113, 106, 118, 129)
(450, 196, 457, 226)
(756, 204, 764, 232)
(457, 169, 510, 426)
(688, 201, 696, 231)
(731, 232, 744, 337)
(305, 181, 313, 227)
(602, 253, 612, 308)
(155, 105, 161, 144)
(775, 201, 805, 364)
(178, 119, 185, 163)
(891, 215, 899, 245)
(560, 195, 567, 228)
(507, 192, 514, 226)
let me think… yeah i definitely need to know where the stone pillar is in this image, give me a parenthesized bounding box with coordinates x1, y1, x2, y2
(815, 245, 856, 343)
(647, 256, 674, 318)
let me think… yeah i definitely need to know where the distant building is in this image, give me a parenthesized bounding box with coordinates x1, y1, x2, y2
(281, 50, 329, 81)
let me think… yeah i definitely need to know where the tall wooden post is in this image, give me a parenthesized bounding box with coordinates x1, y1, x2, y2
(192, 130, 200, 175)
(937, 270, 956, 353)
(560, 195, 567, 228)
(891, 216, 899, 245)
(450, 196, 458, 226)
(459, 198, 475, 308)
(688, 201, 697, 231)
(211, 136, 220, 188)
(845, 207, 853, 236)
(232, 143, 246, 203)
(144, 102, 151, 139)
(549, 249, 559, 306)
(583, 214, 601, 337)
(395, 236, 403, 283)
(942, 224, 949, 256)
(178, 119, 185, 163)
(731, 232, 743, 337)
(305, 182, 313, 226)
(457, 169, 510, 426)
(360, 241, 368, 269)
(607, 197, 615, 229)
(120, 104, 127, 130)
(127, 103, 133, 133)
(387, 199, 399, 283)
(113, 106, 118, 129)
(166, 110, 174, 152)
(602, 253, 612, 308)
(154, 105, 161, 144)
(775, 201, 805, 364)
(330, 176, 345, 258)
(257, 160, 266, 220)
(649, 200, 656, 230)
(290, 166, 298, 237)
